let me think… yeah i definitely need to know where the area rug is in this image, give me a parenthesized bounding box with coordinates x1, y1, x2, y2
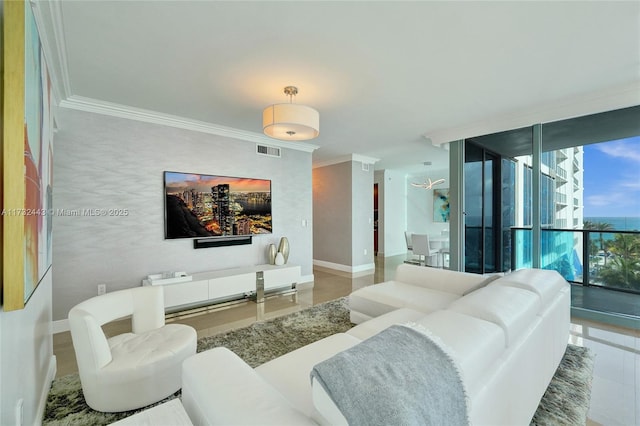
(43, 297, 594, 425)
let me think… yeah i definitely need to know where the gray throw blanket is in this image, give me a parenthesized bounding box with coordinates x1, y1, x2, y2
(310, 324, 469, 426)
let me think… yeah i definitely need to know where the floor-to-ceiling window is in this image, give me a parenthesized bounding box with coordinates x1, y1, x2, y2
(464, 128, 528, 274)
(460, 105, 640, 326)
(464, 142, 500, 273)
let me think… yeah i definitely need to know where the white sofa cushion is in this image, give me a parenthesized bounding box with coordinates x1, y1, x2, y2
(346, 308, 425, 341)
(182, 347, 315, 425)
(106, 324, 194, 380)
(349, 281, 460, 319)
(448, 285, 540, 346)
(255, 333, 362, 419)
(492, 269, 567, 309)
(394, 264, 499, 296)
(414, 310, 505, 396)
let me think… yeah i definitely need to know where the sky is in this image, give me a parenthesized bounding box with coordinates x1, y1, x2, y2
(165, 172, 271, 193)
(583, 136, 640, 217)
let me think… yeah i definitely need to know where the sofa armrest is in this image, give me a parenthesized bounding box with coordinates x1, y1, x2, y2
(394, 264, 498, 296)
(182, 347, 315, 425)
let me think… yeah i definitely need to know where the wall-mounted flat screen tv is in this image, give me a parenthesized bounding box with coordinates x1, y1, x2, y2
(164, 171, 272, 239)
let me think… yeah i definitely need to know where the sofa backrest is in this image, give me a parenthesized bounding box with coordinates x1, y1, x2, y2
(395, 264, 499, 296)
(491, 269, 568, 308)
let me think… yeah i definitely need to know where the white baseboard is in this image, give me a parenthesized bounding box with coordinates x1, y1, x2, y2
(37, 355, 57, 424)
(378, 250, 409, 257)
(313, 260, 375, 274)
(53, 319, 70, 334)
(299, 274, 314, 285)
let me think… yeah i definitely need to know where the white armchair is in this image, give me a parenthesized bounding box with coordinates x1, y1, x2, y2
(68, 285, 197, 412)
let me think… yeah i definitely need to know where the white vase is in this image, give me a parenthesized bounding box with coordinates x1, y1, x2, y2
(275, 252, 285, 266)
(267, 244, 277, 265)
(278, 237, 290, 264)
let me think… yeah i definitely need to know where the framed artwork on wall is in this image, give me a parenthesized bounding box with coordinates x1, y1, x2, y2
(433, 188, 450, 223)
(2, 0, 53, 311)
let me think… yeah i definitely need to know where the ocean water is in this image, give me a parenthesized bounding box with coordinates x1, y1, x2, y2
(584, 217, 640, 232)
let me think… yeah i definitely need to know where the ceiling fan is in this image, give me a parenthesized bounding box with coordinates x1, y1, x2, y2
(411, 178, 445, 190)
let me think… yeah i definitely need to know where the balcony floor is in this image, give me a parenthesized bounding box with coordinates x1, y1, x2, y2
(571, 284, 640, 329)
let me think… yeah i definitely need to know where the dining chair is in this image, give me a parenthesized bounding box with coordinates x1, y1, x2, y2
(404, 231, 413, 252)
(411, 233, 439, 266)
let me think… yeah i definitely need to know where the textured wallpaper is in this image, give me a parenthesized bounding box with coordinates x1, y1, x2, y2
(52, 109, 312, 320)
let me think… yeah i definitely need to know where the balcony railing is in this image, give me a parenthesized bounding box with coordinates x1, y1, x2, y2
(511, 228, 640, 294)
(555, 166, 568, 181)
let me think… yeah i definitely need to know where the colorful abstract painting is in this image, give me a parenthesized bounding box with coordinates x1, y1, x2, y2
(24, 1, 53, 304)
(433, 188, 450, 223)
(3, 1, 56, 310)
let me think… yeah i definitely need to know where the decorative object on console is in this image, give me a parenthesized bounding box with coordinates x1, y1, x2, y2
(147, 271, 192, 286)
(278, 236, 290, 263)
(263, 86, 320, 141)
(275, 252, 285, 266)
(164, 171, 272, 240)
(268, 244, 277, 265)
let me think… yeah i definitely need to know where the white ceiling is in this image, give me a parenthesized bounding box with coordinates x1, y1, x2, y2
(39, 1, 640, 172)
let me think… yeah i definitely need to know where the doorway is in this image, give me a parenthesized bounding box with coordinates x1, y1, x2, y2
(373, 183, 378, 256)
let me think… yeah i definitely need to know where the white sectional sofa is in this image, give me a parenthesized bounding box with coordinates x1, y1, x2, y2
(181, 265, 570, 425)
(349, 264, 501, 323)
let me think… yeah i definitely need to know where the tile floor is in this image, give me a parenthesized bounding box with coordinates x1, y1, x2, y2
(53, 255, 639, 425)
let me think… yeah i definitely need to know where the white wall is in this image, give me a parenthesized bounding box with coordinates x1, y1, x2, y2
(313, 160, 374, 272)
(52, 108, 313, 321)
(374, 166, 452, 258)
(313, 162, 352, 266)
(407, 170, 450, 236)
(350, 161, 374, 269)
(375, 169, 407, 257)
(0, 272, 56, 426)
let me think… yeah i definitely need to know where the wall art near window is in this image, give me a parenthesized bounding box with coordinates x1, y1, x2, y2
(433, 188, 450, 223)
(2, 0, 54, 310)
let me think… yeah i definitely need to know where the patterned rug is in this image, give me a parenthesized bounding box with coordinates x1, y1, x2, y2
(44, 297, 594, 425)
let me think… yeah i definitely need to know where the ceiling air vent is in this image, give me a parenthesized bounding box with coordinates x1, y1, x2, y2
(256, 144, 281, 158)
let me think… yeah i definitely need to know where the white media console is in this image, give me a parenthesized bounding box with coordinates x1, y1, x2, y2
(142, 264, 301, 311)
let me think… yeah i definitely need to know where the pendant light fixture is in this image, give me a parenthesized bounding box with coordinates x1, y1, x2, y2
(263, 86, 319, 141)
(411, 162, 446, 189)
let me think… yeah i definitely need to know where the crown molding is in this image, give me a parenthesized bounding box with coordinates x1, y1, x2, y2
(59, 96, 320, 153)
(31, 0, 72, 104)
(313, 153, 380, 169)
(31, 2, 319, 153)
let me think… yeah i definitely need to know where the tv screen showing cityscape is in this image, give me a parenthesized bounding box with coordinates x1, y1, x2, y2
(164, 171, 272, 239)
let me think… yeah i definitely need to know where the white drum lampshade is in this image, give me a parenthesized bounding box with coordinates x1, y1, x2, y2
(263, 86, 319, 141)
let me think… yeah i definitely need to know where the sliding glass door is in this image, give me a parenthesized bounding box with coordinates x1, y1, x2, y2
(464, 132, 523, 274)
(464, 142, 502, 273)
